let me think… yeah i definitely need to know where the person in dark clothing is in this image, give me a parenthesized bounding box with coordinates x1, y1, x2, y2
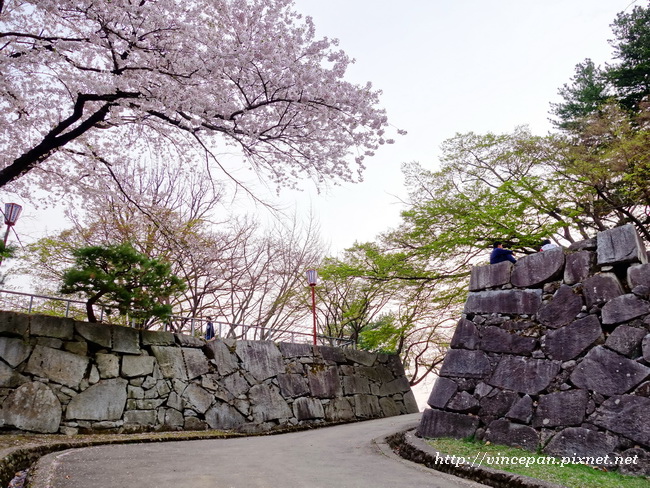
(204, 316, 215, 341)
(490, 241, 516, 264)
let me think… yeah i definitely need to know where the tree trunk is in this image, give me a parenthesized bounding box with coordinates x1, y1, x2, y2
(85, 292, 105, 323)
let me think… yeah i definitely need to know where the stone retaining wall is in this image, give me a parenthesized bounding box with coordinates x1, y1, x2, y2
(418, 225, 650, 477)
(0, 312, 418, 435)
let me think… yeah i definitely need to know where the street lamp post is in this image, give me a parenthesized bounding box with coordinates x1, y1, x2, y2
(306, 269, 318, 346)
(0, 203, 22, 266)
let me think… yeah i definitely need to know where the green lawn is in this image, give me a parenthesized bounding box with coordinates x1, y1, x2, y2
(425, 438, 649, 488)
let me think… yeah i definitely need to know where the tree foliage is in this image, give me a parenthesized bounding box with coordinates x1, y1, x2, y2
(60, 243, 186, 325)
(549, 59, 610, 131)
(608, 4, 650, 110)
(0, 0, 396, 201)
(551, 4, 650, 129)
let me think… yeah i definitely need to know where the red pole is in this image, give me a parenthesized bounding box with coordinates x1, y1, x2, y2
(310, 284, 316, 345)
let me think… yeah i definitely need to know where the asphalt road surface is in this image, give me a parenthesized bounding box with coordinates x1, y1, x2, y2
(30, 413, 487, 488)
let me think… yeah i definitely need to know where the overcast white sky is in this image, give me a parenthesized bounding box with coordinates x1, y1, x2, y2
(272, 0, 639, 254)
(4, 0, 639, 260)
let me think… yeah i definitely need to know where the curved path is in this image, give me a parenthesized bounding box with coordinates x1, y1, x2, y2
(30, 413, 487, 488)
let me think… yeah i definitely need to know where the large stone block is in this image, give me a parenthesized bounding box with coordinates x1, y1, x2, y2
(590, 395, 650, 447)
(181, 383, 214, 414)
(564, 251, 594, 285)
(293, 397, 325, 420)
(124, 410, 157, 426)
(379, 397, 401, 417)
(479, 327, 536, 355)
(417, 408, 479, 439)
(0, 336, 31, 367)
(537, 285, 584, 329)
(175, 334, 204, 348)
(221, 371, 250, 398)
(112, 325, 141, 354)
(383, 354, 406, 378)
(182, 348, 210, 380)
(319, 346, 346, 363)
(484, 419, 539, 451)
(582, 273, 625, 308)
(478, 390, 519, 423)
(377, 376, 411, 396)
(570, 346, 650, 396)
(449, 318, 480, 350)
(150, 346, 188, 381)
(66, 378, 128, 421)
(249, 384, 292, 422)
(644, 334, 650, 363)
(344, 348, 377, 367)
(544, 427, 619, 460)
(325, 397, 355, 422)
(2, 381, 61, 433)
(605, 325, 647, 358)
(469, 261, 512, 291)
(488, 356, 560, 394)
(357, 364, 394, 383)
(597, 224, 648, 265)
(439, 349, 492, 379)
(307, 366, 342, 398)
(353, 394, 382, 418)
(235, 341, 284, 382)
(25, 345, 89, 389)
(505, 395, 533, 423)
(464, 289, 542, 315)
(446, 391, 479, 413)
(601, 294, 650, 325)
(30, 314, 74, 340)
(342, 375, 371, 395)
(402, 390, 420, 414)
(532, 390, 588, 428)
(542, 315, 602, 361)
(511, 248, 565, 288)
(427, 377, 458, 409)
(141, 329, 175, 346)
(203, 339, 238, 376)
(95, 353, 120, 379)
(278, 342, 314, 358)
(277, 373, 309, 398)
(0, 311, 29, 337)
(75, 322, 112, 348)
(0, 361, 28, 387)
(205, 402, 246, 430)
(628, 263, 650, 289)
(121, 355, 156, 378)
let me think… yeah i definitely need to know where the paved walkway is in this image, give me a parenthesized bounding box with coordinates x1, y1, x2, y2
(30, 414, 487, 488)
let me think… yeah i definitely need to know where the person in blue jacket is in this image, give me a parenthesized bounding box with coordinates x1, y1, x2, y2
(204, 316, 215, 341)
(490, 241, 516, 264)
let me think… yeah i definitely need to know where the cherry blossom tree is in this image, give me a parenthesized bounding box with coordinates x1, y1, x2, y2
(0, 0, 396, 198)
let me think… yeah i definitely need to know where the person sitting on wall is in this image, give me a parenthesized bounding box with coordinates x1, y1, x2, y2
(539, 239, 558, 251)
(490, 241, 516, 264)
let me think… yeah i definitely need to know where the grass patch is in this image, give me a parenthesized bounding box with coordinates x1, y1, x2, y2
(425, 437, 648, 488)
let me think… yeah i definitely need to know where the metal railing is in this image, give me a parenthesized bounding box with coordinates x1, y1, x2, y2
(0, 289, 354, 347)
(165, 315, 353, 347)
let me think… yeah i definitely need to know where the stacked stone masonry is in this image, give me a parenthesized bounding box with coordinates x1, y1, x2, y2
(419, 225, 650, 477)
(0, 313, 418, 435)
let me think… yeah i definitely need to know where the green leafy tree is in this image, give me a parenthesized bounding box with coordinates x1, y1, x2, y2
(552, 5, 650, 129)
(318, 242, 460, 385)
(608, 5, 650, 110)
(550, 59, 610, 131)
(555, 102, 650, 240)
(60, 243, 186, 325)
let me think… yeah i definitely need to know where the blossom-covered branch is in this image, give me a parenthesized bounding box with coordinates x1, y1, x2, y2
(0, 0, 395, 197)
